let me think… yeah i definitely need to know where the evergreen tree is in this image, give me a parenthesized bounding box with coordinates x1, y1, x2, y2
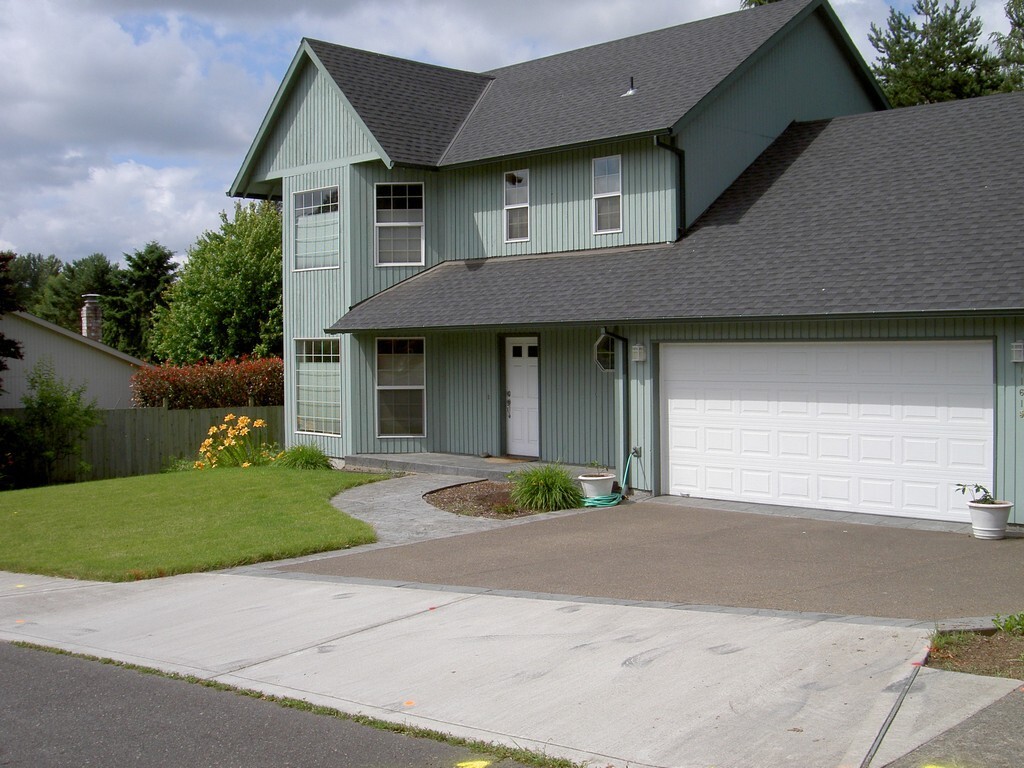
(7, 252, 62, 311)
(0, 251, 24, 394)
(34, 253, 122, 333)
(992, 0, 1024, 90)
(869, 1, 1004, 107)
(151, 202, 282, 364)
(102, 242, 178, 360)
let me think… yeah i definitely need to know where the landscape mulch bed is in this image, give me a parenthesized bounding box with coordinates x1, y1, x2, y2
(424, 480, 539, 519)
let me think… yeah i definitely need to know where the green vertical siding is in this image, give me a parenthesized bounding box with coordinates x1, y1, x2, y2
(678, 10, 881, 227)
(282, 169, 348, 457)
(255, 59, 378, 180)
(347, 327, 616, 466)
(346, 141, 676, 306)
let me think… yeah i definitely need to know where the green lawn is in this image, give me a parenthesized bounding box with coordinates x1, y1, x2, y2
(1, 468, 382, 581)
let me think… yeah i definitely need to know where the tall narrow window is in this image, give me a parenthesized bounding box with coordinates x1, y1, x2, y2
(375, 183, 424, 266)
(294, 187, 339, 269)
(376, 338, 425, 437)
(592, 155, 622, 234)
(295, 339, 341, 434)
(504, 169, 529, 242)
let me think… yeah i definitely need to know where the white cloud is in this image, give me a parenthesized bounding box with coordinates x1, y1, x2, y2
(0, 0, 1015, 262)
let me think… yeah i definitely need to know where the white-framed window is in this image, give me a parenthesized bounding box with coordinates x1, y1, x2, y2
(375, 183, 424, 266)
(294, 187, 339, 270)
(295, 338, 341, 434)
(504, 169, 529, 242)
(376, 337, 425, 437)
(592, 155, 622, 234)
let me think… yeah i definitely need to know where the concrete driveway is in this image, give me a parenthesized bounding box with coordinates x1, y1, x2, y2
(278, 496, 1024, 622)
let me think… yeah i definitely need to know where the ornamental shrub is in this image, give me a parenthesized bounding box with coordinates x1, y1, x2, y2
(131, 357, 283, 409)
(509, 463, 584, 512)
(276, 443, 332, 470)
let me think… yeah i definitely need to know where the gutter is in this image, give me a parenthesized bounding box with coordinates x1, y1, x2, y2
(654, 134, 686, 241)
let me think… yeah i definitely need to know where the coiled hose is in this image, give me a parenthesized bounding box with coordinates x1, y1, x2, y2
(582, 450, 635, 507)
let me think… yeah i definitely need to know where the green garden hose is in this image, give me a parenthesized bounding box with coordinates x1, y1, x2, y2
(582, 450, 635, 507)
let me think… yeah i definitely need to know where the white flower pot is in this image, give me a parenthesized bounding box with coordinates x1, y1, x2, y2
(578, 473, 615, 498)
(967, 501, 1013, 540)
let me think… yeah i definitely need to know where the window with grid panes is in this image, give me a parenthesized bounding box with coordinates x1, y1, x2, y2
(295, 339, 341, 434)
(375, 183, 424, 265)
(376, 338, 425, 437)
(592, 156, 621, 233)
(294, 187, 339, 269)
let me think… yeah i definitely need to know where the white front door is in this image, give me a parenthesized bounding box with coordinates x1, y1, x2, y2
(506, 336, 539, 457)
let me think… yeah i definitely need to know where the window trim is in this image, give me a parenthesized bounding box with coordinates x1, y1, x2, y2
(503, 169, 530, 243)
(292, 186, 340, 272)
(592, 155, 623, 235)
(294, 337, 342, 436)
(374, 182, 425, 267)
(375, 336, 426, 438)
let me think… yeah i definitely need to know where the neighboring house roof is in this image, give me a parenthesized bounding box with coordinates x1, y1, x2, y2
(7, 312, 148, 368)
(330, 91, 1024, 332)
(232, 0, 882, 185)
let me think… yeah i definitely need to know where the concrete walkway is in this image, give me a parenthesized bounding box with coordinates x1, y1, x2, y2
(3, 472, 1022, 768)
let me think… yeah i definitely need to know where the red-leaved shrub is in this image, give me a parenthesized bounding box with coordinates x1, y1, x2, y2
(131, 358, 284, 409)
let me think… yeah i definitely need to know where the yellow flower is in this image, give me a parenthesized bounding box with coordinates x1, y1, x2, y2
(239, 427, 250, 436)
(237, 416, 251, 427)
(241, 462, 251, 468)
(193, 461, 205, 469)
(208, 426, 218, 436)
(224, 413, 236, 422)
(253, 419, 266, 428)
(219, 424, 227, 432)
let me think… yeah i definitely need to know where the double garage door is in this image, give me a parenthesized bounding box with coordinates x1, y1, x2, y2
(661, 341, 994, 521)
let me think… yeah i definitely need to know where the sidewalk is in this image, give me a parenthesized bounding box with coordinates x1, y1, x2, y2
(3, 473, 1022, 767)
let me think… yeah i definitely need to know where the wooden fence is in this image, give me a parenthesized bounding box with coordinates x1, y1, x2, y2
(1, 406, 285, 482)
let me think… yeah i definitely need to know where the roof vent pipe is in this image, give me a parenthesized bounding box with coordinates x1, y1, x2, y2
(621, 76, 637, 97)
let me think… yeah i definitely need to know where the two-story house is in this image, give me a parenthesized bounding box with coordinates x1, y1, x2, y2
(230, 0, 1024, 524)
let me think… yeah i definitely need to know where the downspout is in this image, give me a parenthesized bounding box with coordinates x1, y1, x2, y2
(600, 326, 631, 490)
(654, 134, 686, 241)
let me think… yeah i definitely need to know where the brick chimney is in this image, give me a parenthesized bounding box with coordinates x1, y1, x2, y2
(81, 294, 102, 341)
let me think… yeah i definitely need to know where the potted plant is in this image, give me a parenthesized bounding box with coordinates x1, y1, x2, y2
(578, 460, 615, 498)
(956, 483, 1014, 540)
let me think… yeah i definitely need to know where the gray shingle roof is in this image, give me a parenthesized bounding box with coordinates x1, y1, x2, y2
(306, 0, 827, 168)
(306, 39, 492, 167)
(330, 91, 1024, 332)
(442, 0, 813, 165)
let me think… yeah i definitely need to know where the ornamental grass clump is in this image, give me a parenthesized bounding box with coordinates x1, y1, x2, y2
(509, 463, 584, 512)
(276, 443, 332, 470)
(195, 413, 278, 469)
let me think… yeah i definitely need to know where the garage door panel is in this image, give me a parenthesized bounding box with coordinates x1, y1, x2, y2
(661, 341, 993, 521)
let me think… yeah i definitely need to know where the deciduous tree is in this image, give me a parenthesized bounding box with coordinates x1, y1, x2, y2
(152, 201, 282, 364)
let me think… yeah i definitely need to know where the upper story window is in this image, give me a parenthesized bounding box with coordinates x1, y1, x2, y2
(375, 183, 424, 266)
(504, 170, 529, 242)
(294, 187, 339, 270)
(592, 155, 622, 234)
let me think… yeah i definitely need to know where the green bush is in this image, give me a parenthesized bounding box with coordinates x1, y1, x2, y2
(509, 464, 583, 512)
(276, 443, 332, 470)
(1, 360, 101, 488)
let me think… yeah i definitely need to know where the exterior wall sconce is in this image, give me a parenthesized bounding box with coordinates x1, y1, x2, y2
(1012, 340, 1024, 363)
(631, 344, 647, 363)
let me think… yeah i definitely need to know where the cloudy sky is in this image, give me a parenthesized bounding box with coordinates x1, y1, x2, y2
(0, 0, 1012, 264)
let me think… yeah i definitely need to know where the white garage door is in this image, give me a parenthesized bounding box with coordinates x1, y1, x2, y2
(660, 341, 993, 521)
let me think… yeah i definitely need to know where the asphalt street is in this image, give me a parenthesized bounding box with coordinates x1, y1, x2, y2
(0, 642, 532, 768)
